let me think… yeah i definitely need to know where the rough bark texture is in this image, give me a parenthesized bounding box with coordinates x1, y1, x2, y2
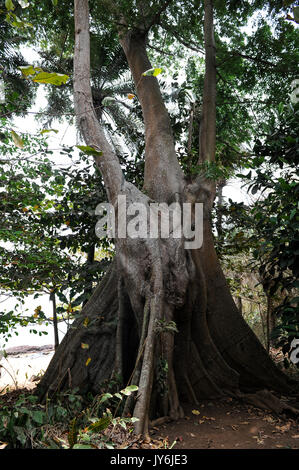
(37, 0, 298, 438)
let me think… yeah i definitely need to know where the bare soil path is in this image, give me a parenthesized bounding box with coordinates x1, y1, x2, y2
(152, 398, 299, 449)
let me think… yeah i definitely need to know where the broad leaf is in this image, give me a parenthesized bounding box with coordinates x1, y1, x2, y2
(99, 393, 113, 404)
(88, 416, 111, 433)
(5, 0, 15, 11)
(19, 66, 69, 86)
(6, 12, 32, 28)
(130, 417, 139, 423)
(32, 410, 44, 424)
(142, 67, 164, 77)
(120, 385, 138, 396)
(19, 65, 41, 77)
(33, 72, 69, 86)
(40, 129, 59, 135)
(76, 145, 102, 157)
(11, 130, 24, 149)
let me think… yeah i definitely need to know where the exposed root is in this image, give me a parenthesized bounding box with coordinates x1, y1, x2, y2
(184, 373, 199, 405)
(133, 265, 163, 436)
(161, 307, 185, 420)
(123, 299, 150, 417)
(114, 276, 126, 379)
(239, 389, 299, 417)
(149, 416, 172, 427)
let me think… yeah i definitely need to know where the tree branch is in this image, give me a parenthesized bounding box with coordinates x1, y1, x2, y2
(147, 0, 174, 29)
(230, 51, 277, 68)
(147, 43, 174, 57)
(74, 0, 124, 205)
(198, 0, 216, 165)
(119, 29, 184, 202)
(185, 0, 216, 204)
(161, 23, 205, 54)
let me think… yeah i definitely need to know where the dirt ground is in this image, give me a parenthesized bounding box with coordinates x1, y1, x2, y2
(152, 398, 299, 449)
(1, 346, 298, 450)
(154, 398, 299, 449)
(0, 387, 298, 449)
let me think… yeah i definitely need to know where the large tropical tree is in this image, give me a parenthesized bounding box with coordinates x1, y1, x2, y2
(37, 0, 298, 437)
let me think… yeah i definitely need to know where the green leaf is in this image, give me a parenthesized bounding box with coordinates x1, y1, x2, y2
(290, 208, 296, 219)
(76, 145, 102, 157)
(142, 67, 164, 77)
(130, 417, 139, 423)
(105, 443, 115, 449)
(88, 416, 111, 432)
(32, 410, 44, 424)
(99, 393, 113, 404)
(11, 130, 24, 149)
(120, 385, 138, 396)
(10, 14, 32, 28)
(119, 420, 126, 430)
(40, 129, 59, 135)
(52, 0, 58, 5)
(5, 11, 33, 28)
(5, 0, 15, 11)
(19, 66, 68, 85)
(293, 6, 299, 22)
(32, 72, 69, 86)
(19, 65, 41, 77)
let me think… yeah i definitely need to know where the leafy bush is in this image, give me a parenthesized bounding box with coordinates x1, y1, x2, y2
(0, 385, 139, 449)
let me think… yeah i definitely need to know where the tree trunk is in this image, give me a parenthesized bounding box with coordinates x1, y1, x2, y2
(50, 291, 59, 351)
(266, 293, 276, 352)
(215, 179, 226, 239)
(37, 0, 298, 437)
(38, 216, 296, 435)
(82, 243, 95, 307)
